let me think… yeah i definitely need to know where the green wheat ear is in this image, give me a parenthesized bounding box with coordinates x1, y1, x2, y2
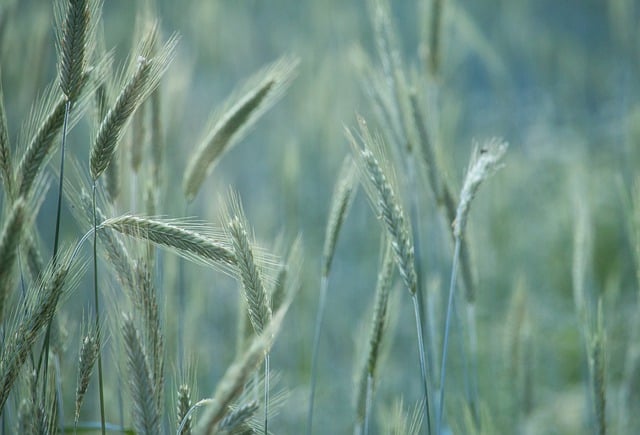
(347, 116, 417, 297)
(0, 197, 27, 324)
(223, 192, 272, 335)
(183, 55, 299, 202)
(55, 0, 100, 102)
(0, 70, 14, 197)
(90, 25, 177, 180)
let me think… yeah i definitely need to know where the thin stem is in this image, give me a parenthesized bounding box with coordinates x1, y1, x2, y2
(264, 353, 270, 435)
(407, 152, 434, 385)
(37, 99, 71, 401)
(412, 293, 432, 435)
(93, 182, 106, 435)
(363, 374, 373, 435)
(465, 303, 479, 426)
(438, 238, 461, 434)
(307, 274, 329, 435)
(53, 99, 71, 261)
(177, 202, 189, 376)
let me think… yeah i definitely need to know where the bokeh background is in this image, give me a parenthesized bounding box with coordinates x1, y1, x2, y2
(1, 0, 639, 433)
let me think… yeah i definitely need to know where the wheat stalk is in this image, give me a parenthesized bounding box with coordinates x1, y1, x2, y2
(74, 326, 99, 426)
(122, 314, 160, 434)
(354, 241, 394, 434)
(194, 299, 290, 435)
(183, 56, 299, 201)
(347, 118, 417, 296)
(217, 400, 259, 434)
(0, 197, 26, 323)
(55, 0, 97, 102)
(0, 71, 13, 196)
(100, 215, 236, 270)
(177, 383, 193, 435)
(226, 212, 272, 335)
(347, 116, 431, 433)
(309, 156, 358, 431)
(428, 0, 444, 76)
(322, 155, 358, 278)
(223, 192, 273, 435)
(438, 138, 507, 433)
(0, 247, 81, 411)
(588, 301, 607, 435)
(90, 27, 177, 180)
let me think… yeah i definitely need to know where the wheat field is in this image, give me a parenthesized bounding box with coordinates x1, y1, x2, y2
(0, 0, 637, 434)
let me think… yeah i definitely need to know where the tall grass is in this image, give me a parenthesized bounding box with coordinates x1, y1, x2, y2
(0, 1, 638, 434)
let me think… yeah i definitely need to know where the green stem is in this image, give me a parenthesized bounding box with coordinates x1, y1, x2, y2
(264, 353, 270, 435)
(307, 274, 328, 435)
(363, 374, 373, 435)
(412, 293, 432, 435)
(37, 98, 71, 403)
(93, 182, 106, 435)
(438, 237, 461, 434)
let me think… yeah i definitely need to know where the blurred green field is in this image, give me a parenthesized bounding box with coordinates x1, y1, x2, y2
(1, 0, 639, 433)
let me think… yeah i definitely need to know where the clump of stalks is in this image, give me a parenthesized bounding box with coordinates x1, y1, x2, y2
(0, 1, 301, 433)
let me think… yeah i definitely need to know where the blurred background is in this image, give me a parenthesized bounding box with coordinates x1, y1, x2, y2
(1, 0, 639, 433)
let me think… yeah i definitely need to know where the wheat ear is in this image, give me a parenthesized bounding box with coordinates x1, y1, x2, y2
(177, 383, 193, 435)
(99, 215, 236, 271)
(0, 197, 26, 324)
(183, 56, 299, 201)
(74, 324, 99, 426)
(122, 314, 160, 434)
(308, 156, 357, 432)
(438, 139, 507, 433)
(193, 302, 289, 435)
(225, 196, 272, 335)
(55, 0, 98, 102)
(0, 70, 13, 196)
(223, 192, 272, 435)
(354, 241, 394, 434)
(347, 116, 431, 433)
(0, 247, 80, 411)
(217, 400, 259, 434)
(90, 27, 177, 180)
